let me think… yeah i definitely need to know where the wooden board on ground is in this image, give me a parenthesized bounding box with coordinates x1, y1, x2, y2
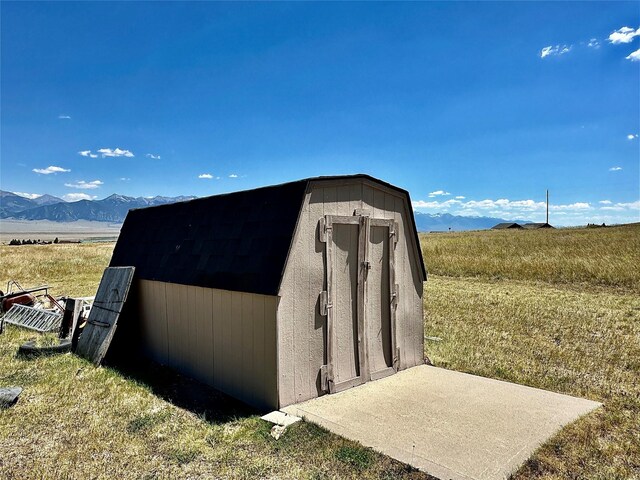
(76, 267, 135, 365)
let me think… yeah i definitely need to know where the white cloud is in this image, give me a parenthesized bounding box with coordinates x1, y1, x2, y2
(587, 38, 600, 48)
(628, 134, 639, 140)
(558, 202, 591, 210)
(78, 150, 99, 158)
(198, 174, 213, 179)
(58, 115, 71, 119)
(609, 166, 623, 171)
(412, 196, 594, 221)
(608, 26, 640, 44)
(600, 200, 640, 212)
(599, 200, 612, 205)
(229, 174, 238, 178)
(540, 46, 554, 58)
(63, 193, 98, 202)
(455, 195, 465, 199)
(120, 177, 131, 181)
(33, 165, 71, 175)
(413, 200, 445, 208)
(64, 180, 104, 189)
(146, 153, 161, 159)
(428, 190, 450, 197)
(626, 49, 640, 61)
(97, 148, 134, 158)
(12, 192, 42, 199)
(540, 45, 572, 58)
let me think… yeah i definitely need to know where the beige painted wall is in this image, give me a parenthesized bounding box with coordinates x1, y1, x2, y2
(136, 279, 279, 410)
(277, 179, 425, 407)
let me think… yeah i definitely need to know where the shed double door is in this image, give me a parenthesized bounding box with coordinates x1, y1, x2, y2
(320, 214, 398, 394)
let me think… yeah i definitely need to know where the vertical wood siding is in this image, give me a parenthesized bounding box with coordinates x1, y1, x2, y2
(137, 280, 278, 410)
(277, 179, 424, 407)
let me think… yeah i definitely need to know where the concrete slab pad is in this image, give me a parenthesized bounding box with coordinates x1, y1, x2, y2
(282, 365, 600, 480)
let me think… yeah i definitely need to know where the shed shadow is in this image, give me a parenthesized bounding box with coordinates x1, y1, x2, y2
(102, 288, 258, 425)
(106, 352, 259, 425)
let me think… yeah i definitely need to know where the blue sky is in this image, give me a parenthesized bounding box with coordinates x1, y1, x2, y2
(1, 1, 638, 226)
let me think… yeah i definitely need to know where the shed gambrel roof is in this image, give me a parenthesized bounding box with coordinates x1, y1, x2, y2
(110, 174, 426, 296)
(522, 222, 554, 229)
(491, 222, 523, 230)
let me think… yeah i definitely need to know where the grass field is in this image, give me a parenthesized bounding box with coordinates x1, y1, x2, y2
(1, 224, 639, 479)
(0, 244, 429, 480)
(423, 224, 640, 480)
(421, 223, 640, 291)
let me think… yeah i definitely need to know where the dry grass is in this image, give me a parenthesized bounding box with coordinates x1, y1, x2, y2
(0, 243, 114, 297)
(1, 225, 638, 479)
(0, 243, 429, 479)
(0, 325, 428, 479)
(423, 224, 640, 479)
(421, 223, 640, 292)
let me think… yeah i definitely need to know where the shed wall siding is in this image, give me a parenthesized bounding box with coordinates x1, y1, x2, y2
(137, 279, 278, 410)
(277, 180, 424, 407)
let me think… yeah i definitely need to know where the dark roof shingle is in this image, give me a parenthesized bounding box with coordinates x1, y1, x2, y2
(110, 175, 425, 295)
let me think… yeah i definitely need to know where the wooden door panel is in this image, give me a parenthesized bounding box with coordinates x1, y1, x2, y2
(332, 223, 361, 384)
(368, 225, 393, 375)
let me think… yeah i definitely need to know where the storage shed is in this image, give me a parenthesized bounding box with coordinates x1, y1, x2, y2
(521, 222, 555, 229)
(110, 175, 426, 409)
(491, 222, 523, 230)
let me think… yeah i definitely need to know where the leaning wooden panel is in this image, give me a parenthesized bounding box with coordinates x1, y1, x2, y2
(76, 267, 135, 365)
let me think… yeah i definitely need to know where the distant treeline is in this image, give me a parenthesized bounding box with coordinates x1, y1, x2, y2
(6, 238, 73, 245)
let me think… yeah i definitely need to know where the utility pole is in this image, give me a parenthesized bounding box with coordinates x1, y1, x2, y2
(546, 189, 549, 225)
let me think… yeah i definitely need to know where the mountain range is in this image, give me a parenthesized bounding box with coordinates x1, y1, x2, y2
(0, 191, 196, 223)
(0, 190, 530, 231)
(413, 212, 531, 232)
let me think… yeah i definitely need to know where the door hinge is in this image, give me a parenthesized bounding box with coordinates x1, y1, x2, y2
(319, 217, 332, 243)
(391, 284, 399, 306)
(319, 291, 331, 316)
(320, 365, 329, 392)
(390, 221, 399, 246)
(321, 364, 334, 393)
(393, 348, 400, 370)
